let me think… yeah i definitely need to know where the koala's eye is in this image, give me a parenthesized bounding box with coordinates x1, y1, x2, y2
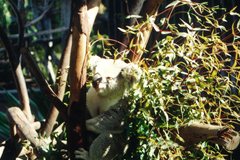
(92, 77, 102, 88)
(106, 77, 113, 80)
(92, 73, 102, 88)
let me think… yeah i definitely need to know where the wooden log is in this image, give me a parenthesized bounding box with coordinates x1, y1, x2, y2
(179, 121, 240, 150)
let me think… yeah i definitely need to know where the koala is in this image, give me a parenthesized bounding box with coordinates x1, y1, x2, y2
(86, 55, 142, 117)
(75, 56, 142, 160)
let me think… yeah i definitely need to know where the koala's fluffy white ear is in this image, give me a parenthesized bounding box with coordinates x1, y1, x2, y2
(88, 55, 101, 71)
(120, 63, 142, 87)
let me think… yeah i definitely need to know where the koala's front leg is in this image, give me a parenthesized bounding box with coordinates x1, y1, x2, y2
(86, 107, 127, 134)
(75, 148, 89, 160)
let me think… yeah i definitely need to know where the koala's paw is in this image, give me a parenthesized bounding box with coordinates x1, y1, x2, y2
(74, 148, 89, 160)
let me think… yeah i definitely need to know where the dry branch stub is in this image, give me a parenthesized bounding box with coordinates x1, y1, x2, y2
(179, 121, 240, 151)
(7, 107, 46, 148)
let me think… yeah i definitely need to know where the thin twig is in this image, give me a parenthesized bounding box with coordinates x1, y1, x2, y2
(8, 27, 68, 39)
(25, 0, 54, 28)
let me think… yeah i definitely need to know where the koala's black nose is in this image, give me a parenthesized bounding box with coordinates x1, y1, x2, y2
(92, 74, 102, 88)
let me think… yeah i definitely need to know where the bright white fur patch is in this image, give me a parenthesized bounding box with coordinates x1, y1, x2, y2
(87, 56, 142, 117)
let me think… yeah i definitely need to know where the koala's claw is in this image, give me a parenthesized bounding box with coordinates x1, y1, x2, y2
(75, 148, 89, 160)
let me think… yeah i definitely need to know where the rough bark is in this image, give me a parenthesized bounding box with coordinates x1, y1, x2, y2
(7, 107, 44, 148)
(67, 0, 89, 158)
(69, 2, 89, 103)
(179, 121, 240, 151)
(41, 0, 101, 139)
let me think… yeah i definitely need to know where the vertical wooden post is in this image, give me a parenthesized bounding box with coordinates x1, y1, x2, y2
(67, 0, 89, 158)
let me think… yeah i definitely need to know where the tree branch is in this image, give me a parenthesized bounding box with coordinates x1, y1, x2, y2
(21, 47, 68, 120)
(42, 31, 72, 137)
(131, 0, 163, 63)
(119, 0, 145, 53)
(69, 4, 89, 103)
(7, 27, 68, 39)
(0, 27, 33, 122)
(178, 121, 240, 151)
(87, 0, 101, 32)
(120, 0, 163, 63)
(67, 0, 92, 157)
(8, 0, 24, 50)
(7, 0, 33, 121)
(24, 0, 54, 28)
(7, 107, 44, 148)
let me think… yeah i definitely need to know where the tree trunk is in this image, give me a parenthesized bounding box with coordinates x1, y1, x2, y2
(67, 1, 89, 158)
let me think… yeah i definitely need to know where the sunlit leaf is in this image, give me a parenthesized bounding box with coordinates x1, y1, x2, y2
(126, 15, 142, 19)
(230, 6, 240, 17)
(118, 27, 127, 33)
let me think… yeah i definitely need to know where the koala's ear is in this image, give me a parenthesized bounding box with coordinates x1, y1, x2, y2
(89, 55, 101, 71)
(119, 63, 142, 85)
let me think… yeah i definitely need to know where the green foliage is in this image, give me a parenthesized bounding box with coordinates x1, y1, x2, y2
(123, 1, 240, 160)
(29, 44, 49, 78)
(0, 0, 11, 29)
(37, 123, 68, 160)
(90, 32, 122, 58)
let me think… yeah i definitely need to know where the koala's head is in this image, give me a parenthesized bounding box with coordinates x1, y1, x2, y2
(89, 56, 142, 97)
